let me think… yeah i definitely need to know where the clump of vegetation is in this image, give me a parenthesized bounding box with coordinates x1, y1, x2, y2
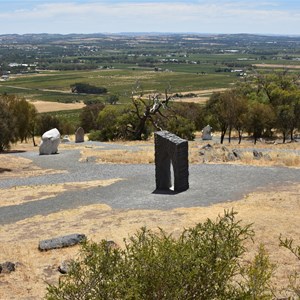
(46, 210, 276, 300)
(71, 83, 107, 94)
(280, 236, 300, 297)
(205, 73, 300, 144)
(0, 94, 38, 150)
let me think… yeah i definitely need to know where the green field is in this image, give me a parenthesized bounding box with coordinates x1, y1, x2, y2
(0, 68, 238, 103)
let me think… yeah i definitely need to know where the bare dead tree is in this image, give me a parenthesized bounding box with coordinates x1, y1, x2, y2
(128, 85, 175, 140)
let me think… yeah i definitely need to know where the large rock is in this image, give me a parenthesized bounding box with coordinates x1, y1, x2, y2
(202, 125, 213, 140)
(39, 128, 61, 155)
(38, 233, 86, 251)
(75, 127, 84, 143)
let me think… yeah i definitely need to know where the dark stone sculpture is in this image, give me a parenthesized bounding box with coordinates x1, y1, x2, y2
(38, 233, 86, 251)
(154, 131, 189, 192)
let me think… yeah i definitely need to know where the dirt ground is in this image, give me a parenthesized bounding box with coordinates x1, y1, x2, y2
(253, 63, 300, 69)
(28, 100, 85, 113)
(0, 140, 300, 299)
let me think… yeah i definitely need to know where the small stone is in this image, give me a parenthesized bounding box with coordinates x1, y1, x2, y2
(263, 154, 272, 161)
(227, 153, 236, 161)
(58, 260, 73, 274)
(61, 135, 71, 143)
(201, 144, 213, 151)
(1, 262, 15, 273)
(232, 149, 243, 159)
(199, 150, 206, 156)
(221, 146, 229, 152)
(253, 150, 263, 159)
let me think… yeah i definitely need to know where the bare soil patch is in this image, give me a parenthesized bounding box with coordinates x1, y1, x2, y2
(253, 63, 300, 69)
(28, 100, 85, 113)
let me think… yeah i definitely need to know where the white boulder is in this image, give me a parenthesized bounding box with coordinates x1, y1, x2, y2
(39, 128, 61, 155)
(202, 125, 213, 140)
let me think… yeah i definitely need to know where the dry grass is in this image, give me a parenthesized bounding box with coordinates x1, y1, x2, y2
(0, 178, 122, 207)
(0, 154, 66, 179)
(78, 139, 300, 168)
(0, 183, 299, 299)
(80, 147, 155, 164)
(253, 64, 300, 69)
(27, 100, 85, 113)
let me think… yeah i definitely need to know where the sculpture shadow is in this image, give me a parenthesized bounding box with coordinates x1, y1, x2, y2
(152, 188, 181, 195)
(0, 168, 12, 174)
(2, 150, 26, 154)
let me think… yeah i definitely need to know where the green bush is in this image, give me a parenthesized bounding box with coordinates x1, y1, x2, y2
(45, 211, 275, 300)
(166, 115, 196, 140)
(71, 83, 107, 94)
(280, 236, 300, 298)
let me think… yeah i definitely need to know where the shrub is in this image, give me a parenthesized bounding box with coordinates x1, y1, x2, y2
(71, 83, 107, 94)
(36, 114, 60, 136)
(45, 211, 275, 300)
(80, 103, 105, 132)
(280, 236, 300, 297)
(166, 116, 196, 140)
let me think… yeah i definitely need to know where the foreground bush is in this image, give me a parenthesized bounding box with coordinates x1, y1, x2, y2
(46, 211, 277, 300)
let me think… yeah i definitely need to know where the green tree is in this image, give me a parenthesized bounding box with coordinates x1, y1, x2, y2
(166, 116, 196, 140)
(105, 94, 119, 105)
(27, 103, 38, 146)
(70, 83, 107, 94)
(0, 96, 17, 151)
(205, 92, 229, 144)
(246, 102, 275, 144)
(37, 114, 60, 136)
(80, 103, 105, 132)
(252, 73, 300, 142)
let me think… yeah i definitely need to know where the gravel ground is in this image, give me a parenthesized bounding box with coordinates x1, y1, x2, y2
(1, 142, 300, 225)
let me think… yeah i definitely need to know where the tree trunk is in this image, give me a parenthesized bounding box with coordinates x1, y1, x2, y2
(282, 132, 286, 144)
(220, 131, 225, 144)
(220, 126, 227, 144)
(228, 126, 232, 144)
(32, 135, 37, 147)
(238, 130, 242, 144)
(290, 129, 294, 141)
(135, 116, 148, 140)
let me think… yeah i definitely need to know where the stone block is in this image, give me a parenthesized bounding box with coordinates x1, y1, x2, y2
(154, 131, 189, 192)
(38, 233, 86, 251)
(75, 127, 84, 143)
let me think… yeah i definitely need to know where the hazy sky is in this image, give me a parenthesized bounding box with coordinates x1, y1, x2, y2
(0, 0, 299, 35)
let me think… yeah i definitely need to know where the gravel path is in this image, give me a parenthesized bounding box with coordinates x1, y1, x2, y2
(1, 142, 300, 225)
